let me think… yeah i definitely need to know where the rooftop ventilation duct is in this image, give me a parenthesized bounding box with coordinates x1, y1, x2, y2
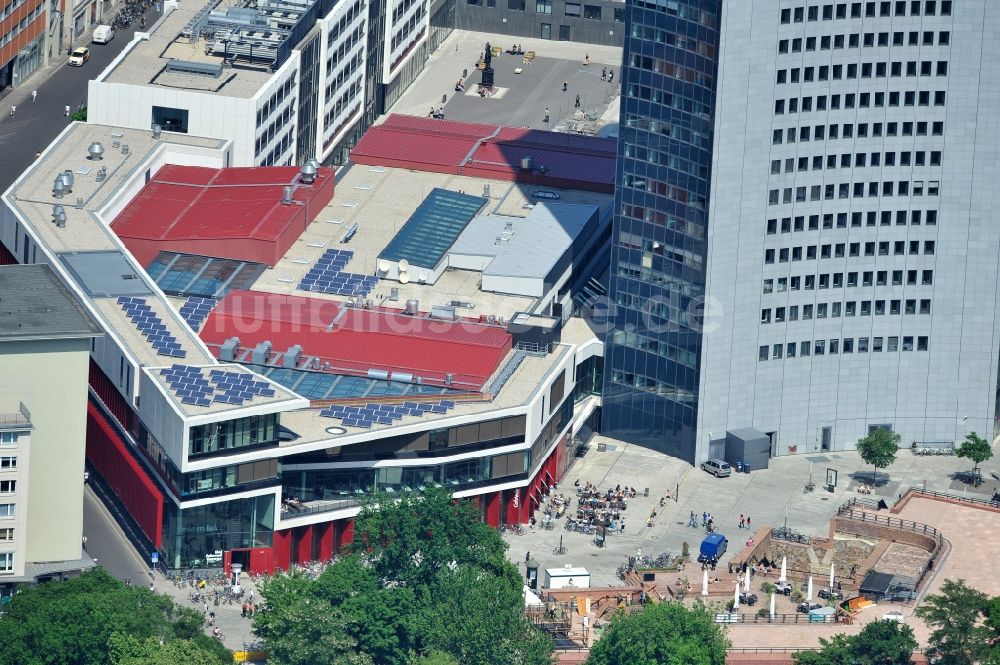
(404, 299, 419, 315)
(520, 155, 533, 171)
(87, 142, 105, 161)
(51, 205, 67, 228)
(282, 344, 302, 368)
(220, 337, 240, 362)
(251, 340, 272, 365)
(60, 170, 75, 192)
(281, 186, 293, 205)
(52, 177, 67, 198)
(299, 160, 318, 184)
(152, 124, 162, 139)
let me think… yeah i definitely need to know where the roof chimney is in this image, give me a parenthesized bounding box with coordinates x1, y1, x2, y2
(151, 124, 162, 139)
(87, 142, 105, 161)
(300, 160, 318, 184)
(52, 205, 67, 228)
(281, 186, 293, 205)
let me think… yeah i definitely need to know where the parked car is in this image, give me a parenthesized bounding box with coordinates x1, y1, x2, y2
(697, 533, 728, 564)
(531, 190, 560, 200)
(92, 25, 114, 44)
(797, 602, 823, 613)
(68, 47, 90, 66)
(701, 458, 732, 477)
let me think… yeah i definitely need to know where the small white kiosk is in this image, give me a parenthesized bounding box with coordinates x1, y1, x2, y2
(544, 565, 591, 589)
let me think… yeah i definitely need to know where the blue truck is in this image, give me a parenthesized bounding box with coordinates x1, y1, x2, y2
(697, 533, 728, 564)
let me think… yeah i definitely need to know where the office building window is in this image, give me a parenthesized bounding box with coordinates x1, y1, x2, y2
(564, 2, 580, 15)
(0, 481, 13, 494)
(152, 106, 190, 134)
(0, 433, 20, 447)
(536, 0, 551, 13)
(613, 7, 624, 21)
(583, 4, 600, 19)
(0, 504, 13, 518)
(0, 528, 11, 541)
(0, 457, 14, 469)
(0, 552, 11, 572)
(559, 24, 571, 40)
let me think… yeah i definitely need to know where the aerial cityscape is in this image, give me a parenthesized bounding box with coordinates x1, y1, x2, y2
(0, 0, 997, 663)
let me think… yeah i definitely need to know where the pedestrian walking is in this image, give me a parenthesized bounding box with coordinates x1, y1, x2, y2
(9, 105, 15, 117)
(702, 511, 707, 527)
(31, 90, 37, 102)
(601, 66, 607, 81)
(543, 107, 550, 123)
(525, 551, 530, 563)
(689, 511, 697, 528)
(739, 514, 745, 529)
(562, 81, 567, 92)
(620, 520, 625, 533)
(746, 516, 751, 530)
(574, 94, 580, 108)
(608, 69, 614, 83)
(64, 105, 71, 117)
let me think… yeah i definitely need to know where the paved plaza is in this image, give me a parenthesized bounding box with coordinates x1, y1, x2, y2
(390, 29, 622, 131)
(505, 434, 988, 588)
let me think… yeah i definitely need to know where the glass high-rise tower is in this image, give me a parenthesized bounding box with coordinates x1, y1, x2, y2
(605, 0, 1000, 465)
(602, 0, 723, 461)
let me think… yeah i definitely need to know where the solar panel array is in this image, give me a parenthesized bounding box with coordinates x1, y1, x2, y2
(160, 365, 214, 406)
(208, 368, 277, 405)
(179, 297, 217, 330)
(118, 297, 187, 358)
(158, 364, 278, 407)
(319, 400, 456, 429)
(298, 249, 378, 297)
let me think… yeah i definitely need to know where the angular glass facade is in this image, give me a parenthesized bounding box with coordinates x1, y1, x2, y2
(601, 0, 721, 461)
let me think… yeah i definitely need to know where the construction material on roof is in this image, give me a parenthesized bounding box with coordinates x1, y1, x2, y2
(111, 164, 334, 267)
(350, 114, 616, 193)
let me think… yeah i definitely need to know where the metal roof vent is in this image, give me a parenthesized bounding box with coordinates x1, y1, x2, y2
(220, 337, 240, 362)
(404, 299, 419, 315)
(520, 155, 533, 171)
(87, 142, 105, 161)
(52, 175, 68, 197)
(60, 170, 75, 192)
(52, 205, 67, 228)
(281, 186, 293, 205)
(152, 124, 162, 139)
(121, 144, 130, 155)
(299, 160, 318, 184)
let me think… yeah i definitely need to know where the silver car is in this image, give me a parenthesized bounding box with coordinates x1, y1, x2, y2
(701, 458, 732, 478)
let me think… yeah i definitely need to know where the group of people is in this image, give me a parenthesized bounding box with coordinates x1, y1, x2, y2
(570, 482, 633, 533)
(507, 44, 525, 55)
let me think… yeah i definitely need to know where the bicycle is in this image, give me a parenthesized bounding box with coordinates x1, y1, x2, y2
(509, 523, 526, 536)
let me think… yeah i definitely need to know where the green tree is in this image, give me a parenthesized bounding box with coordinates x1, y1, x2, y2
(408, 651, 459, 665)
(255, 594, 372, 665)
(585, 601, 729, 665)
(422, 565, 552, 665)
(955, 432, 993, 476)
(915, 579, 990, 665)
(258, 489, 553, 665)
(352, 485, 510, 587)
(70, 106, 87, 122)
(107, 633, 226, 665)
(793, 621, 916, 665)
(856, 428, 900, 484)
(0, 568, 229, 665)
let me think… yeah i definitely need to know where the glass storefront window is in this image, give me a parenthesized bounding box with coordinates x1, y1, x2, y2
(189, 414, 278, 457)
(162, 494, 275, 569)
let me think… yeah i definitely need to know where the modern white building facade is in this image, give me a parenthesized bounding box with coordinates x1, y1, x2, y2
(695, 0, 998, 457)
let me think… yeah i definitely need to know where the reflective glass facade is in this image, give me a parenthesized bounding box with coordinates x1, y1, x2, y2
(602, 0, 721, 461)
(162, 494, 275, 569)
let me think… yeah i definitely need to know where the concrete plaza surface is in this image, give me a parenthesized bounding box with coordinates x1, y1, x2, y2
(390, 29, 622, 131)
(504, 435, 982, 588)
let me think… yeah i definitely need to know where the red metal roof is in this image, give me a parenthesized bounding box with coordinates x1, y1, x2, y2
(350, 114, 617, 193)
(199, 290, 512, 390)
(111, 165, 335, 267)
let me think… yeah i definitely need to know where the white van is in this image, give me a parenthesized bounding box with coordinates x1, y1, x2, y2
(92, 25, 114, 44)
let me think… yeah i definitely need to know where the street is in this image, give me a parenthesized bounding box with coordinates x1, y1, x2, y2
(0, 9, 159, 191)
(82, 485, 150, 585)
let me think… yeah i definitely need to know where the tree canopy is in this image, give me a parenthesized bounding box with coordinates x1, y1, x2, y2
(856, 428, 900, 483)
(793, 619, 916, 665)
(584, 601, 729, 665)
(255, 487, 552, 665)
(955, 432, 993, 473)
(915, 579, 991, 665)
(0, 568, 229, 665)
